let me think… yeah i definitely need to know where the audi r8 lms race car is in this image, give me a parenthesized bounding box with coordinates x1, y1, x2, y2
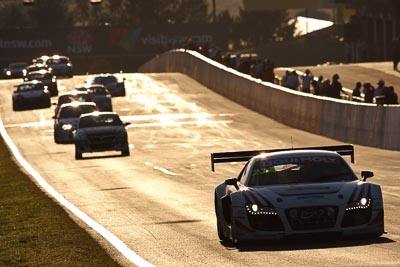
(45, 55, 73, 78)
(75, 84, 113, 111)
(73, 112, 130, 159)
(86, 74, 126, 97)
(53, 102, 97, 143)
(24, 69, 58, 96)
(53, 90, 93, 117)
(3, 62, 29, 79)
(212, 145, 384, 244)
(12, 80, 51, 111)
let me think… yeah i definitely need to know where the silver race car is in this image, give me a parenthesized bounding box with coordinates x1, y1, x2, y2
(212, 145, 384, 243)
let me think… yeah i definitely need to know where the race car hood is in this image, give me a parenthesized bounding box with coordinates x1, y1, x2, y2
(16, 90, 46, 98)
(56, 118, 79, 127)
(266, 182, 344, 196)
(79, 126, 123, 136)
(238, 181, 362, 208)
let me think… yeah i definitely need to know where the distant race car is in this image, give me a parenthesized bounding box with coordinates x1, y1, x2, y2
(12, 80, 51, 111)
(87, 74, 126, 97)
(74, 112, 130, 159)
(53, 90, 93, 117)
(53, 102, 97, 143)
(24, 69, 58, 96)
(23, 63, 48, 77)
(3, 62, 29, 79)
(212, 145, 385, 243)
(76, 84, 112, 111)
(45, 55, 73, 78)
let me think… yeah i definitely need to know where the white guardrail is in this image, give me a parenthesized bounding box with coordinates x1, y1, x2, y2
(139, 49, 400, 151)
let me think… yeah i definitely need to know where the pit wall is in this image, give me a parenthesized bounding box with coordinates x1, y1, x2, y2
(139, 49, 400, 151)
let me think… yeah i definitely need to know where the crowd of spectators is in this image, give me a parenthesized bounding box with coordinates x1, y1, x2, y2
(184, 38, 276, 83)
(353, 79, 399, 105)
(183, 38, 399, 106)
(280, 69, 398, 105)
(280, 70, 346, 99)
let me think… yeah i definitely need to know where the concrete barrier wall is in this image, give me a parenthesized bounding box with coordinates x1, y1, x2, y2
(139, 49, 400, 151)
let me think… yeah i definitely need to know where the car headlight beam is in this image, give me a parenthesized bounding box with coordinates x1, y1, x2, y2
(346, 197, 372, 211)
(245, 204, 277, 215)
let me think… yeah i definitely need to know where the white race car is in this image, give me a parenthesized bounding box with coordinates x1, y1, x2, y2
(212, 145, 385, 243)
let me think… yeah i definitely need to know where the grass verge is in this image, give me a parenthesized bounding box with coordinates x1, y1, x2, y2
(0, 137, 121, 266)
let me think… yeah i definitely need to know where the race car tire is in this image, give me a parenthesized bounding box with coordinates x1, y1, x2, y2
(121, 146, 130, 156)
(12, 101, 19, 111)
(215, 193, 229, 241)
(75, 146, 83, 160)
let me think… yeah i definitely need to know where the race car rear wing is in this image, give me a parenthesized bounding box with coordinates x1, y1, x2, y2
(211, 144, 354, 172)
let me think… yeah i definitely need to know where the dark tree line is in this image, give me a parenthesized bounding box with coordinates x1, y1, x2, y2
(0, 0, 295, 47)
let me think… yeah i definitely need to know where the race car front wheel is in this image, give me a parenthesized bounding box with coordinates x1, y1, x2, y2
(215, 192, 229, 241)
(75, 146, 83, 160)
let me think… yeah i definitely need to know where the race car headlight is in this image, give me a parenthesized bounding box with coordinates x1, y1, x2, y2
(6, 70, 11, 76)
(346, 197, 372, 211)
(62, 124, 73, 131)
(245, 204, 277, 215)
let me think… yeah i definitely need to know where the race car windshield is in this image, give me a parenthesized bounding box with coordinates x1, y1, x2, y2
(58, 94, 92, 105)
(59, 105, 96, 118)
(93, 76, 117, 84)
(17, 83, 44, 91)
(249, 156, 356, 186)
(78, 114, 123, 128)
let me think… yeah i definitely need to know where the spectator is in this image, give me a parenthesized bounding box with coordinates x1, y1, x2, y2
(280, 70, 290, 87)
(301, 69, 313, 93)
(199, 42, 209, 57)
(262, 59, 275, 83)
(286, 71, 300, 90)
(352, 81, 362, 101)
(237, 58, 250, 74)
(385, 86, 399, 104)
(363, 82, 375, 103)
(312, 79, 320, 95)
(329, 74, 344, 99)
(184, 37, 197, 51)
(374, 80, 386, 105)
(320, 79, 331, 96)
(392, 38, 400, 71)
(253, 59, 264, 79)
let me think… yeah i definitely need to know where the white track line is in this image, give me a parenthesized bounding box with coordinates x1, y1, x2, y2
(0, 118, 154, 267)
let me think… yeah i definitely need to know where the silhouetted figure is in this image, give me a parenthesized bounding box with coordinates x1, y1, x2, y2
(329, 74, 344, 99)
(352, 81, 362, 101)
(301, 69, 313, 93)
(363, 83, 374, 103)
(392, 38, 400, 71)
(374, 80, 386, 105)
(384, 86, 399, 104)
(312, 80, 320, 95)
(262, 59, 275, 83)
(320, 79, 331, 96)
(286, 71, 300, 90)
(280, 70, 290, 87)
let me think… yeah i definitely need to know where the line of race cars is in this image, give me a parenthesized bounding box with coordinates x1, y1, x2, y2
(9, 55, 130, 159)
(7, 58, 385, 244)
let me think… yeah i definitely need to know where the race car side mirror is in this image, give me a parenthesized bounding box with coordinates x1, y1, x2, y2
(361, 171, 374, 181)
(224, 178, 239, 190)
(123, 122, 131, 127)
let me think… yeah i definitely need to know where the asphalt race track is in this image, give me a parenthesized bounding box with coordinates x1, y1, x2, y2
(1, 68, 400, 266)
